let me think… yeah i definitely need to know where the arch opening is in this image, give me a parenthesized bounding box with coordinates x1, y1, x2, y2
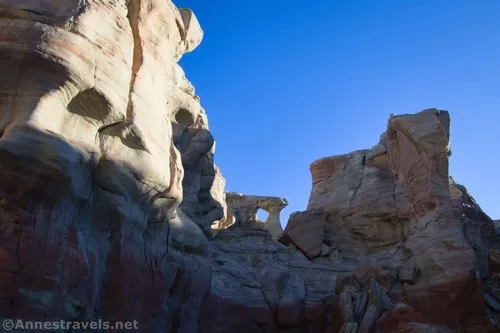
(256, 208, 269, 223)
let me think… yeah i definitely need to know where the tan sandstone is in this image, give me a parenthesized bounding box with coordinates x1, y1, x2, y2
(0, 1, 498, 332)
(0, 0, 225, 330)
(213, 192, 288, 238)
(280, 109, 497, 332)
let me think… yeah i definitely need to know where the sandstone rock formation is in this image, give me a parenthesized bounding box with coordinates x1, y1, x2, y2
(450, 178, 500, 277)
(0, 0, 225, 331)
(0, 2, 341, 332)
(278, 209, 327, 258)
(204, 109, 500, 333)
(0, 1, 498, 333)
(204, 227, 340, 332)
(280, 109, 498, 332)
(212, 192, 288, 238)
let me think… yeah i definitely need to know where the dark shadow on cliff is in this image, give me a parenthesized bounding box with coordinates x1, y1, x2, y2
(0, 125, 212, 332)
(452, 180, 500, 277)
(172, 115, 225, 236)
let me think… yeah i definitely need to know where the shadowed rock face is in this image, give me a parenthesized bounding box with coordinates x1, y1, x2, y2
(204, 227, 340, 333)
(450, 178, 500, 277)
(0, 0, 225, 331)
(278, 209, 327, 258)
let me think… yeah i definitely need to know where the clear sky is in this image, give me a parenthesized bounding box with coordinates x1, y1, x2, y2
(178, 0, 500, 226)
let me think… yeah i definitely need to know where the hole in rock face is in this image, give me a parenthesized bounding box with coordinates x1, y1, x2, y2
(172, 109, 195, 149)
(175, 108, 194, 127)
(256, 208, 269, 223)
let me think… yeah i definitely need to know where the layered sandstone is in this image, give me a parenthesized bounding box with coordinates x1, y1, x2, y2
(204, 227, 340, 332)
(0, 1, 498, 333)
(0, 0, 225, 331)
(212, 192, 288, 238)
(203, 109, 499, 333)
(280, 109, 498, 332)
(0, 2, 342, 332)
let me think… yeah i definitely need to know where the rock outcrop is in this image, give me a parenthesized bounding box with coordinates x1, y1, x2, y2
(0, 1, 498, 333)
(204, 109, 499, 333)
(0, 0, 225, 331)
(213, 192, 288, 238)
(203, 227, 340, 333)
(0, 2, 339, 332)
(278, 209, 328, 258)
(449, 178, 500, 277)
(280, 109, 498, 332)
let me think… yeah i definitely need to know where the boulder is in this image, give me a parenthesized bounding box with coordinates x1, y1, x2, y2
(278, 209, 326, 258)
(178, 8, 204, 53)
(374, 303, 454, 333)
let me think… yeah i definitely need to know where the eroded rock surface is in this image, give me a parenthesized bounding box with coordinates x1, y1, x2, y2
(213, 192, 288, 238)
(449, 178, 500, 277)
(203, 227, 340, 333)
(280, 109, 498, 332)
(278, 209, 327, 258)
(0, 2, 340, 332)
(0, 1, 498, 332)
(0, 0, 225, 331)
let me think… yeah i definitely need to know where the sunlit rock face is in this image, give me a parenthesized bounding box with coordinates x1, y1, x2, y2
(0, 0, 225, 331)
(280, 109, 498, 332)
(213, 192, 288, 238)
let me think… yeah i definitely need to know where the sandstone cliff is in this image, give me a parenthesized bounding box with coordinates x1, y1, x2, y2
(0, 1, 498, 333)
(213, 110, 500, 333)
(0, 0, 225, 331)
(280, 109, 500, 332)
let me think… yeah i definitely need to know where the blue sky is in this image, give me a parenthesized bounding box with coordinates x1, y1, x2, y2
(178, 0, 500, 225)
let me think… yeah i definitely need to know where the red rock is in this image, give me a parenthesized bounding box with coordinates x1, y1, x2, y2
(0, 1, 497, 331)
(276, 303, 300, 327)
(247, 306, 273, 325)
(305, 304, 325, 332)
(401, 275, 496, 333)
(374, 304, 426, 332)
(489, 250, 500, 275)
(310, 155, 350, 185)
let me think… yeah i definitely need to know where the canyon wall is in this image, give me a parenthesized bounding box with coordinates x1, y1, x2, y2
(0, 1, 498, 333)
(280, 109, 499, 332)
(0, 0, 225, 331)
